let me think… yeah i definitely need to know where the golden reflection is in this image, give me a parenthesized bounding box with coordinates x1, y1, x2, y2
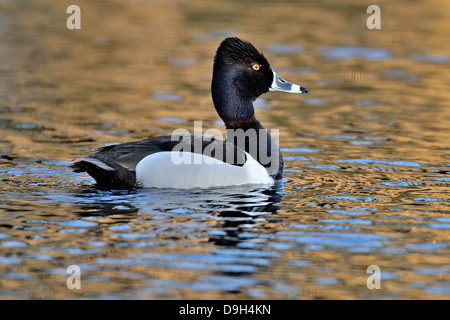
(0, 0, 449, 300)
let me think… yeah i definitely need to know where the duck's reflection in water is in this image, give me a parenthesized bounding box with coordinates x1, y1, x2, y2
(73, 183, 283, 248)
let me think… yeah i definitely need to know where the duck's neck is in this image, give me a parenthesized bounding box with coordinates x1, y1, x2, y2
(224, 115, 262, 131)
(211, 79, 268, 148)
(223, 115, 283, 179)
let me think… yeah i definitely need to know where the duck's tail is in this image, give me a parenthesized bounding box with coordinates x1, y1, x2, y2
(71, 157, 136, 187)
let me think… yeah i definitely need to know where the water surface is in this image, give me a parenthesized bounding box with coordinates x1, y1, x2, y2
(0, 0, 449, 299)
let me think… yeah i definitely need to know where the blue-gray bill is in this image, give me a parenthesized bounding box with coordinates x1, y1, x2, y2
(269, 70, 308, 93)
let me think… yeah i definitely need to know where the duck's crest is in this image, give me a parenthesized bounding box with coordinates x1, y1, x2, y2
(214, 37, 269, 67)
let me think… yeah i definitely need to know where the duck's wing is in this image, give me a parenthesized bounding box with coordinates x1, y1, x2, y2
(71, 135, 246, 187)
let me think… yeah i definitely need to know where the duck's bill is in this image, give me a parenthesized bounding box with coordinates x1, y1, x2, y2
(269, 70, 308, 93)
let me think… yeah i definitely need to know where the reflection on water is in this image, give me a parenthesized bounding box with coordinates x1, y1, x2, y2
(0, 0, 449, 299)
(318, 46, 393, 60)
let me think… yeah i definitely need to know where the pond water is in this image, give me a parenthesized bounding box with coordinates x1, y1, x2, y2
(0, 0, 449, 299)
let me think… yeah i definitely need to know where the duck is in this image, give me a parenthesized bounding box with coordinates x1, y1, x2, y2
(72, 37, 308, 189)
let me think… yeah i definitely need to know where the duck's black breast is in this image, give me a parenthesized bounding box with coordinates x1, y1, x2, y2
(71, 135, 247, 187)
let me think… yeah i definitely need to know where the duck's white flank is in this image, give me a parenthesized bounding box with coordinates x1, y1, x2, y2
(135, 151, 274, 189)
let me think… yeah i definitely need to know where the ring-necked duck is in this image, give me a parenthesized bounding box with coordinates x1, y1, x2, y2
(72, 37, 308, 188)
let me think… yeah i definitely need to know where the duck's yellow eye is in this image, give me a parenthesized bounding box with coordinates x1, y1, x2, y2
(252, 64, 260, 71)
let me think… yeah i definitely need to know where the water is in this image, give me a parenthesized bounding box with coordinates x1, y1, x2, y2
(0, 0, 449, 299)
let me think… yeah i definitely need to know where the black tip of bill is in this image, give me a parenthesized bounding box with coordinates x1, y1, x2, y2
(269, 70, 308, 94)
